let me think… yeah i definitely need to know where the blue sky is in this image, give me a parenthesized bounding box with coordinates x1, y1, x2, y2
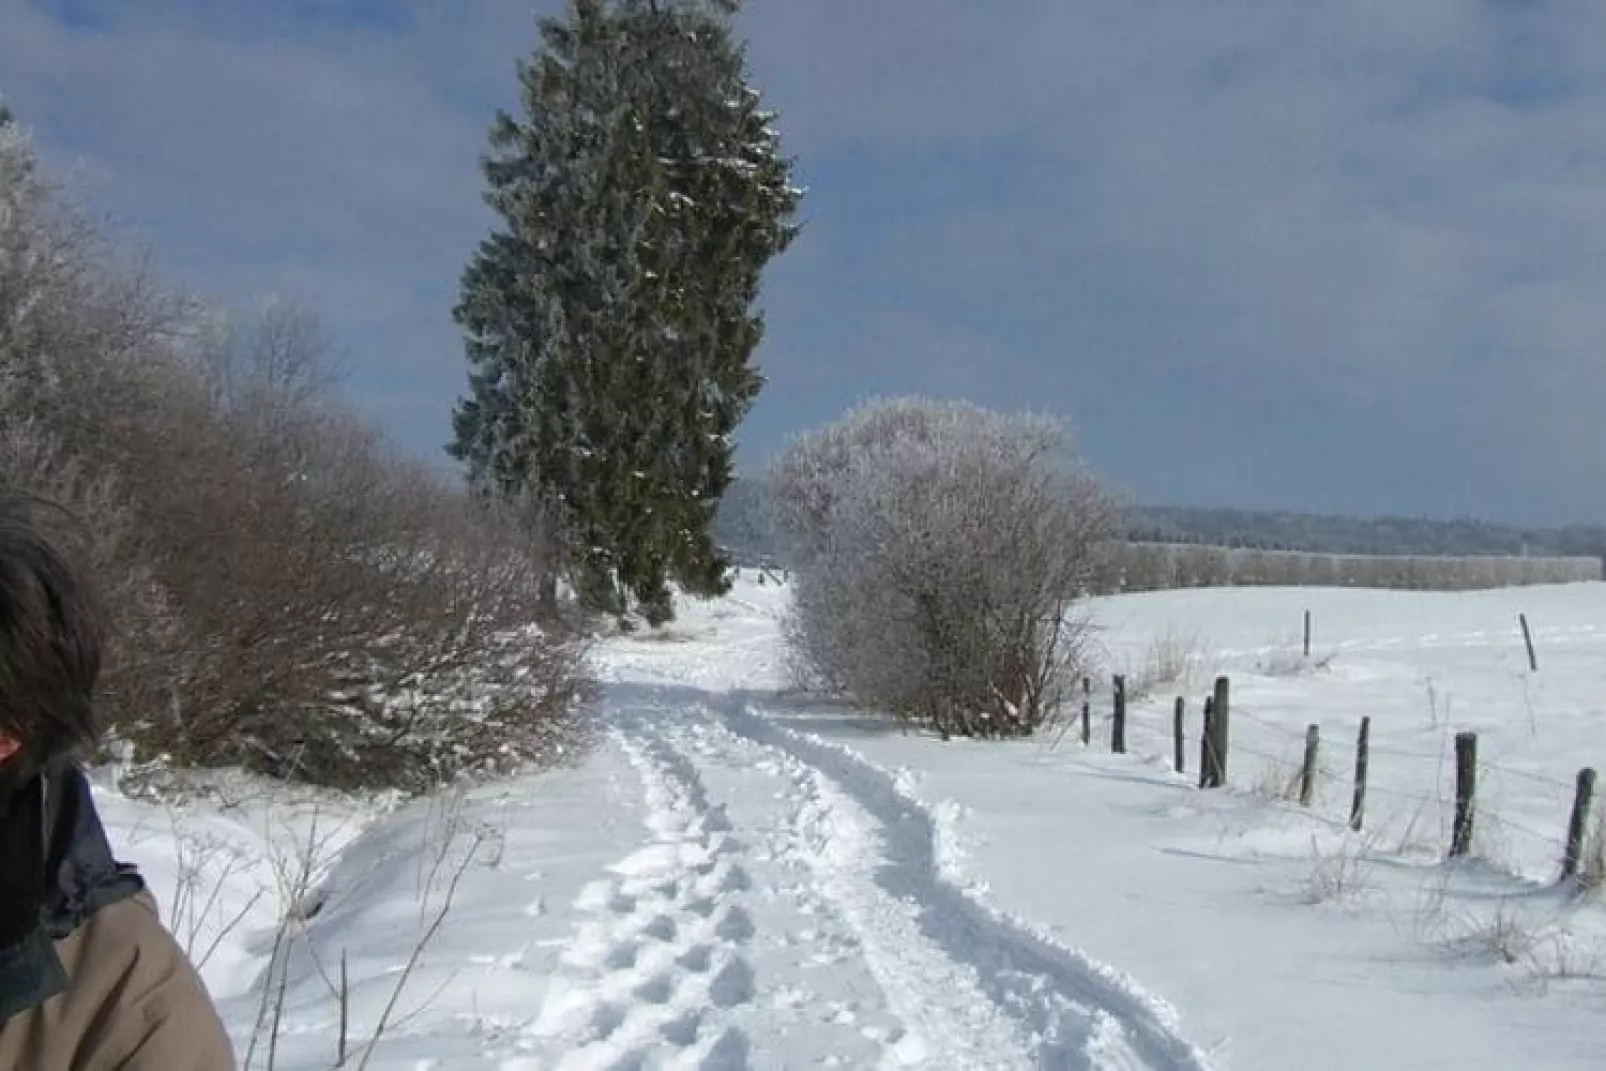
(5, 0, 1606, 524)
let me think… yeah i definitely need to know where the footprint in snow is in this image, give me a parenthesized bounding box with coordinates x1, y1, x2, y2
(589, 1001, 627, 1042)
(713, 862, 751, 893)
(713, 905, 756, 944)
(660, 1009, 702, 1046)
(708, 955, 756, 1009)
(697, 1027, 752, 1070)
(704, 803, 733, 833)
(633, 973, 675, 1006)
(677, 943, 714, 973)
(603, 941, 639, 971)
(640, 914, 678, 942)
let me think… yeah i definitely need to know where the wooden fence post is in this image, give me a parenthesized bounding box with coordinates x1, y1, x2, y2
(1303, 610, 1312, 658)
(337, 947, 349, 1065)
(1450, 732, 1478, 858)
(1520, 613, 1538, 672)
(1080, 676, 1091, 746)
(1199, 696, 1214, 790)
(1173, 697, 1186, 775)
(1562, 767, 1597, 882)
(1299, 724, 1320, 807)
(1112, 675, 1127, 755)
(1349, 717, 1370, 832)
(1205, 676, 1231, 788)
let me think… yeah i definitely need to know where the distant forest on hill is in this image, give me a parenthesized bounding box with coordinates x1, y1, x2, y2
(713, 480, 1606, 568)
(1122, 506, 1606, 560)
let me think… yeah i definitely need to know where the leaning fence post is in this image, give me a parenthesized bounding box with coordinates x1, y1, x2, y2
(1562, 767, 1598, 882)
(1199, 696, 1214, 790)
(1112, 675, 1127, 755)
(1173, 697, 1186, 775)
(1520, 613, 1538, 672)
(1299, 724, 1320, 807)
(1349, 717, 1370, 832)
(1450, 732, 1478, 858)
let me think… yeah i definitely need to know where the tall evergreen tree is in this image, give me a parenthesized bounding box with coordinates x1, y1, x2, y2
(451, 0, 799, 625)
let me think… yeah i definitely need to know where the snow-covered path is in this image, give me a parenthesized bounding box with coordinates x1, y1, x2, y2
(113, 575, 1606, 1068)
(508, 682, 1213, 1070)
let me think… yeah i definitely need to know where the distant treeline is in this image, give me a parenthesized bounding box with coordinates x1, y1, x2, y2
(1102, 542, 1601, 593)
(1126, 505, 1606, 562)
(715, 480, 1606, 592)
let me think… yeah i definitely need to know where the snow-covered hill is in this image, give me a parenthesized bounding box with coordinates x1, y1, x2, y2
(98, 574, 1606, 1068)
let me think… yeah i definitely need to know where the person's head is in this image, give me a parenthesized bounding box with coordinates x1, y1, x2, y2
(0, 492, 103, 804)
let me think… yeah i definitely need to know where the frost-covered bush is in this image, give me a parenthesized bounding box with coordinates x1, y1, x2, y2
(770, 398, 1119, 739)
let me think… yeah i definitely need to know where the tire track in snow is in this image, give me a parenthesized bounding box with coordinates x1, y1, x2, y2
(715, 696, 1218, 1071)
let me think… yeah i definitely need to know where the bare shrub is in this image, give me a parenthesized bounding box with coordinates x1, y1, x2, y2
(769, 398, 1119, 739)
(1422, 885, 1606, 984)
(1, 123, 591, 791)
(1442, 899, 1544, 967)
(237, 791, 499, 1070)
(161, 810, 267, 971)
(0, 124, 199, 744)
(1253, 636, 1335, 677)
(195, 298, 346, 411)
(1250, 756, 1303, 803)
(1303, 835, 1376, 905)
(1125, 625, 1208, 701)
(1408, 859, 1457, 939)
(121, 381, 594, 790)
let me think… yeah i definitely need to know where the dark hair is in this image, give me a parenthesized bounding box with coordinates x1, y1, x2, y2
(0, 492, 103, 802)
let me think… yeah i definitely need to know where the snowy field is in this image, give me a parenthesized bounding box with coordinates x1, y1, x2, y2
(95, 573, 1606, 1068)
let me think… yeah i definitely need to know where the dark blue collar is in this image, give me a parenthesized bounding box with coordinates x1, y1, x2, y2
(0, 767, 144, 1022)
(0, 927, 67, 1022)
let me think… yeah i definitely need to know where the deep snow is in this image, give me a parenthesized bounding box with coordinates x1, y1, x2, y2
(96, 574, 1606, 1068)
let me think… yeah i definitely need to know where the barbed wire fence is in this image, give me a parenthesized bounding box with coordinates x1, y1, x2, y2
(1072, 670, 1601, 889)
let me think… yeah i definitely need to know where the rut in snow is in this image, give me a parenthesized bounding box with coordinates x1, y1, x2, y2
(712, 692, 1219, 1071)
(603, 678, 1215, 1070)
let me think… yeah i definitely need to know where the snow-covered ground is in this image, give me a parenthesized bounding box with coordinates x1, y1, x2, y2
(97, 573, 1606, 1068)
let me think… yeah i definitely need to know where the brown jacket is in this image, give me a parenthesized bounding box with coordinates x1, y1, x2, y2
(0, 767, 235, 1070)
(0, 891, 236, 1070)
